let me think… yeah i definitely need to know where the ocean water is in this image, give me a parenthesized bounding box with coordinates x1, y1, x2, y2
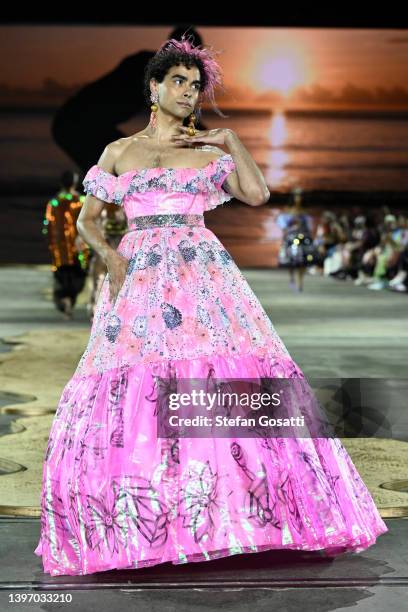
(0, 108, 407, 264)
(1, 109, 408, 192)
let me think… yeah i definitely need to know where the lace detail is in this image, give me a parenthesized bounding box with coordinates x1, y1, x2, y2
(82, 154, 236, 210)
(204, 154, 236, 211)
(82, 166, 125, 206)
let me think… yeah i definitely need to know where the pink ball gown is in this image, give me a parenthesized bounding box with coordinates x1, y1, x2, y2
(34, 153, 388, 576)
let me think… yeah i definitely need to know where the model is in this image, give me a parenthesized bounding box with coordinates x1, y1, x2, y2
(34, 35, 388, 576)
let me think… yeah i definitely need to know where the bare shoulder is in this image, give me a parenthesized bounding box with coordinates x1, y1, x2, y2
(105, 132, 147, 160)
(107, 135, 138, 154)
(118, 131, 148, 145)
(95, 139, 127, 174)
(108, 134, 146, 151)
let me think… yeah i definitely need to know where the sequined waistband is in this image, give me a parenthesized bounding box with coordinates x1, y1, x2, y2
(126, 213, 206, 231)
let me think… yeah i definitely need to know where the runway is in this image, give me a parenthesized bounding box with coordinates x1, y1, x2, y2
(0, 264, 406, 608)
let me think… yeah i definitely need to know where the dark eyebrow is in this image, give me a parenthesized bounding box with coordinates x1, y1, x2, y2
(172, 73, 201, 85)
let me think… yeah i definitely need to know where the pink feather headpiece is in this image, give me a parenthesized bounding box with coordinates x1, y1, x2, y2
(155, 35, 228, 118)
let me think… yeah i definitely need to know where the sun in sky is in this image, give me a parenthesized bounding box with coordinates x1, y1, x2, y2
(250, 46, 312, 96)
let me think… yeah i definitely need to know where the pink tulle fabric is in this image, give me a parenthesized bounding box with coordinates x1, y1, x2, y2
(34, 154, 388, 576)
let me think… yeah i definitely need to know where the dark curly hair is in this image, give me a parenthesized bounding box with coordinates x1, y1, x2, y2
(143, 51, 208, 113)
(143, 28, 228, 120)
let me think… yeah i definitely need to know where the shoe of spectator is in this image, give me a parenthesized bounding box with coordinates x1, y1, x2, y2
(354, 274, 372, 286)
(389, 271, 407, 287)
(367, 280, 387, 290)
(389, 282, 407, 293)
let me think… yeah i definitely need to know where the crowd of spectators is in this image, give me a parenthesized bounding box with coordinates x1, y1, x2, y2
(308, 207, 408, 293)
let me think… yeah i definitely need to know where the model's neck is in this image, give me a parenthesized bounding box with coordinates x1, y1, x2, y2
(144, 112, 186, 143)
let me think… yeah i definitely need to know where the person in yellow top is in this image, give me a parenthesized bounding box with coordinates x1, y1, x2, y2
(42, 170, 90, 319)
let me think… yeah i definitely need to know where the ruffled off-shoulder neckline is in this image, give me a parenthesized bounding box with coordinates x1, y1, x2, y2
(82, 153, 236, 209)
(94, 153, 234, 180)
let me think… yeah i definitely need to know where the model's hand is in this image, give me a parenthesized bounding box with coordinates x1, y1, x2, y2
(171, 127, 234, 146)
(106, 251, 129, 304)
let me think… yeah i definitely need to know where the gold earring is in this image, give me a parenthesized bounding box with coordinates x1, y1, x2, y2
(150, 92, 158, 112)
(150, 92, 158, 128)
(187, 112, 196, 136)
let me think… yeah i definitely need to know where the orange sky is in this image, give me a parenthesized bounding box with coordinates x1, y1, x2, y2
(1, 26, 407, 108)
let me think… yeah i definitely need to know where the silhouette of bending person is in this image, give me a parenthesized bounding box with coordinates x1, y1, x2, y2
(52, 26, 208, 173)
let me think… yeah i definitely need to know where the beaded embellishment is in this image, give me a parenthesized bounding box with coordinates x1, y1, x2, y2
(126, 213, 205, 231)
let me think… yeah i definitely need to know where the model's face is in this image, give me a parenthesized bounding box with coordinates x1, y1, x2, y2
(151, 64, 202, 116)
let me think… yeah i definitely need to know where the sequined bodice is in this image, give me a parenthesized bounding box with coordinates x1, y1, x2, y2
(82, 153, 236, 218)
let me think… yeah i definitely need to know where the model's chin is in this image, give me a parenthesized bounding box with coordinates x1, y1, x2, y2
(176, 104, 191, 113)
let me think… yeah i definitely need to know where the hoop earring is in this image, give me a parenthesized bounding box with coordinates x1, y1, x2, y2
(149, 92, 159, 129)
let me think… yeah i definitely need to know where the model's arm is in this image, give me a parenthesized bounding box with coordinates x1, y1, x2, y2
(76, 142, 128, 303)
(223, 130, 270, 207)
(173, 127, 270, 207)
(76, 144, 119, 262)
